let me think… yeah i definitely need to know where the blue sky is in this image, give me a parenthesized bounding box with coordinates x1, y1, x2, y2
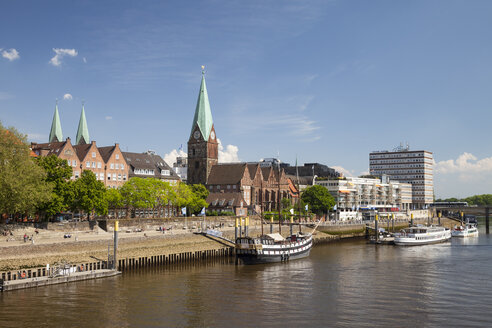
(1, 0, 492, 198)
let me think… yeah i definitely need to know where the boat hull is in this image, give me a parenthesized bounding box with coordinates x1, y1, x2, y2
(236, 236, 313, 265)
(394, 233, 451, 246)
(237, 247, 312, 265)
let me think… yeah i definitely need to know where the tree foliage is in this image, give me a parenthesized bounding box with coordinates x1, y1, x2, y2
(72, 170, 107, 218)
(436, 194, 492, 206)
(0, 122, 52, 215)
(301, 185, 336, 215)
(36, 154, 74, 218)
(188, 184, 209, 215)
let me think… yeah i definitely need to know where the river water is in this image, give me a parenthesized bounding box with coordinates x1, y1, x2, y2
(1, 224, 492, 328)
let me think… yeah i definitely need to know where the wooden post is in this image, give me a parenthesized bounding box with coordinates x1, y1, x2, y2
(375, 214, 379, 243)
(486, 207, 490, 234)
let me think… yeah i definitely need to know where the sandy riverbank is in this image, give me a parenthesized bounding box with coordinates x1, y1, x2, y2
(0, 224, 324, 272)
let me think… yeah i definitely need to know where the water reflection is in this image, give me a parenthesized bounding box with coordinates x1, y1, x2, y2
(2, 236, 492, 328)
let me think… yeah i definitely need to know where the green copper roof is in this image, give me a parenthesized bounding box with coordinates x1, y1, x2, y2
(49, 102, 63, 143)
(76, 104, 90, 145)
(190, 73, 214, 140)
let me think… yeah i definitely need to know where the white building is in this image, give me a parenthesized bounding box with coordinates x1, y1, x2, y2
(316, 176, 412, 219)
(369, 146, 433, 207)
(173, 156, 188, 182)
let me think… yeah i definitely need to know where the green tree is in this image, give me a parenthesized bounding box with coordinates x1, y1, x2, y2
(72, 170, 107, 219)
(301, 185, 335, 215)
(105, 188, 123, 218)
(189, 184, 209, 215)
(36, 154, 74, 219)
(0, 122, 52, 216)
(171, 182, 193, 215)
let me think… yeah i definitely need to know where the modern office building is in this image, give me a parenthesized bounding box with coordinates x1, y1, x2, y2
(316, 176, 412, 216)
(369, 146, 434, 207)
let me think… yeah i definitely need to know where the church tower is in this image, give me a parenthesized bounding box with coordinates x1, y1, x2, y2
(76, 102, 90, 145)
(49, 101, 63, 143)
(187, 68, 218, 185)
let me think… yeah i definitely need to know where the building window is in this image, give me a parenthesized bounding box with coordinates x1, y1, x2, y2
(121, 164, 124, 170)
(112, 173, 116, 181)
(72, 160, 77, 167)
(99, 173, 104, 180)
(86, 161, 90, 168)
(195, 162, 199, 168)
(233, 185, 236, 190)
(227, 185, 231, 189)
(110, 163, 114, 169)
(118, 174, 122, 181)
(92, 152, 96, 158)
(92, 162, 96, 168)
(116, 154, 119, 159)
(108, 176, 111, 180)
(97, 162, 101, 168)
(123, 175, 127, 181)
(75, 171, 80, 178)
(67, 159, 71, 166)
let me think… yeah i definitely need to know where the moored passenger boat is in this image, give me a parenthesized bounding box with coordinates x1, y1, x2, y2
(451, 223, 478, 238)
(235, 232, 313, 264)
(394, 225, 451, 246)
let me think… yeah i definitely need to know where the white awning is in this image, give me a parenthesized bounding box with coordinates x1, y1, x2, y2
(266, 233, 285, 242)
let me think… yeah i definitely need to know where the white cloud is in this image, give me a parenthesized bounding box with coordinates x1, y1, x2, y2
(49, 48, 78, 66)
(1, 48, 20, 61)
(164, 148, 187, 167)
(218, 138, 240, 163)
(331, 165, 355, 178)
(63, 93, 73, 100)
(435, 152, 492, 174)
(105, 116, 112, 120)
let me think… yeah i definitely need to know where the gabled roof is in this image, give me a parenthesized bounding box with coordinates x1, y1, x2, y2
(261, 167, 272, 181)
(122, 151, 180, 180)
(247, 163, 259, 181)
(122, 152, 156, 170)
(32, 141, 67, 157)
(98, 145, 116, 163)
(207, 163, 247, 185)
(49, 103, 63, 143)
(73, 143, 93, 161)
(190, 73, 214, 140)
(76, 104, 90, 145)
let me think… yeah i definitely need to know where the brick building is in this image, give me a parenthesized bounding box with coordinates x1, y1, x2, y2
(123, 150, 180, 185)
(205, 163, 290, 215)
(187, 71, 218, 185)
(98, 144, 129, 188)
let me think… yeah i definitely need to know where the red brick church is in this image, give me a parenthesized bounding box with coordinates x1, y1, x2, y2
(187, 70, 292, 215)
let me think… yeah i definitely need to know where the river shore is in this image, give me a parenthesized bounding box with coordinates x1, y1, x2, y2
(0, 217, 458, 272)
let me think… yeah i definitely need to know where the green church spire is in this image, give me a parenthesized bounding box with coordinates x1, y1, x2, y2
(190, 67, 214, 140)
(76, 102, 90, 145)
(49, 100, 63, 143)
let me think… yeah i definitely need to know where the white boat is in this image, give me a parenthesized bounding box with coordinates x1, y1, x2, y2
(394, 225, 451, 246)
(451, 223, 479, 238)
(235, 232, 313, 264)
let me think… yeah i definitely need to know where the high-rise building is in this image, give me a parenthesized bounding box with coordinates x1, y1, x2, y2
(187, 70, 218, 185)
(369, 146, 433, 207)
